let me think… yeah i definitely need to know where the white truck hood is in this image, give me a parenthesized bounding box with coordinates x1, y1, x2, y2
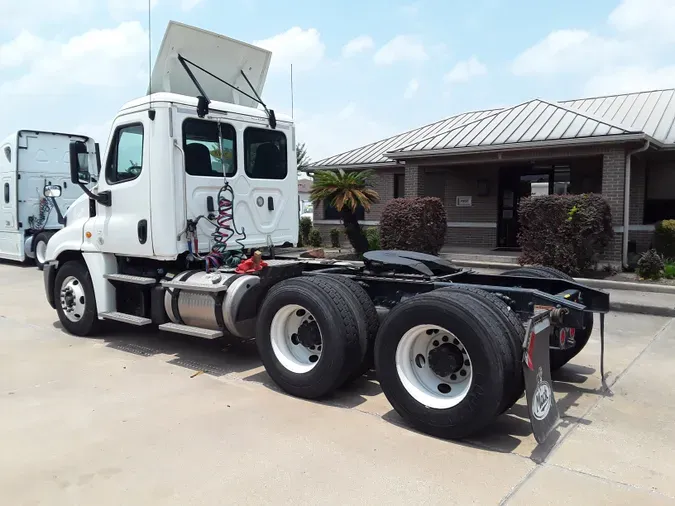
(149, 21, 272, 109)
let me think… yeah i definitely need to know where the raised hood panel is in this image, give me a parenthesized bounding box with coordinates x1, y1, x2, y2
(149, 21, 271, 108)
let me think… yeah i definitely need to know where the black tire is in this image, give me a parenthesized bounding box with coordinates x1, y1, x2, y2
(33, 232, 50, 271)
(507, 266, 594, 371)
(255, 276, 364, 399)
(54, 260, 101, 336)
(436, 286, 525, 414)
(374, 290, 511, 440)
(316, 274, 379, 380)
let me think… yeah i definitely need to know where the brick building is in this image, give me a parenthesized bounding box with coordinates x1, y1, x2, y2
(309, 89, 675, 266)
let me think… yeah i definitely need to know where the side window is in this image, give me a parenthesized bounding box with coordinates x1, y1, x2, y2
(106, 124, 144, 184)
(244, 127, 288, 180)
(183, 118, 236, 177)
(3, 183, 8, 204)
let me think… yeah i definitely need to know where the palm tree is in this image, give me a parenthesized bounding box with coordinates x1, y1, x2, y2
(310, 169, 379, 254)
(296, 142, 311, 173)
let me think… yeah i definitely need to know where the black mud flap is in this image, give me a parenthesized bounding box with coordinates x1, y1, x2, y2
(522, 311, 560, 444)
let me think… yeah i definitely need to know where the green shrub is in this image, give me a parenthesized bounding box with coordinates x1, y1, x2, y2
(636, 249, 664, 280)
(664, 262, 675, 280)
(330, 228, 341, 248)
(518, 193, 613, 276)
(299, 217, 312, 245)
(308, 228, 323, 247)
(380, 197, 446, 255)
(654, 220, 675, 259)
(365, 227, 380, 251)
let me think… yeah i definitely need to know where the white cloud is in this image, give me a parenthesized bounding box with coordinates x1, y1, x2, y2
(444, 56, 487, 83)
(254, 27, 325, 72)
(403, 78, 419, 99)
(608, 0, 675, 38)
(511, 30, 624, 76)
(584, 65, 675, 96)
(0, 0, 92, 31)
(181, 0, 203, 10)
(0, 22, 148, 96)
(511, 0, 675, 96)
(295, 105, 399, 160)
(373, 35, 428, 65)
(342, 35, 374, 58)
(0, 31, 47, 69)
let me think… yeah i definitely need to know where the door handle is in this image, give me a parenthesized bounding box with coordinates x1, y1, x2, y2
(268, 196, 274, 211)
(138, 219, 148, 244)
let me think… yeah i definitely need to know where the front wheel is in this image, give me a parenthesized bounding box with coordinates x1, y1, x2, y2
(33, 232, 50, 270)
(54, 260, 101, 336)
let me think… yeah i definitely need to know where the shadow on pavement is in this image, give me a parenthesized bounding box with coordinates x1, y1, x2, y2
(51, 319, 599, 458)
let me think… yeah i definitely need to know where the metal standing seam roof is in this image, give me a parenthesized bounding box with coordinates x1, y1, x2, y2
(311, 88, 675, 168)
(311, 107, 502, 168)
(389, 98, 644, 155)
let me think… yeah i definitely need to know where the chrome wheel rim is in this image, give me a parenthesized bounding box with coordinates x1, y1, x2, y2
(59, 276, 86, 323)
(270, 304, 322, 374)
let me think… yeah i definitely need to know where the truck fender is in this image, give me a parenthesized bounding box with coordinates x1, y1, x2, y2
(45, 216, 88, 264)
(82, 252, 117, 315)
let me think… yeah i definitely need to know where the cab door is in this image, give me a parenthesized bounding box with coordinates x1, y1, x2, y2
(90, 117, 154, 257)
(234, 123, 297, 247)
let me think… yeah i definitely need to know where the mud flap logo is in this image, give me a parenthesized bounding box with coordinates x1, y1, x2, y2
(532, 367, 552, 421)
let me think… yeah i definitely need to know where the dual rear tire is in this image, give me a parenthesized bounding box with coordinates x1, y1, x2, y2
(256, 277, 525, 439)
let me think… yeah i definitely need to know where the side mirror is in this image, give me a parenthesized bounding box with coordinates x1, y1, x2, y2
(69, 140, 90, 185)
(44, 184, 62, 198)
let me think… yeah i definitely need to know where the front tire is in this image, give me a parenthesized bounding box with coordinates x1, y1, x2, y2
(54, 260, 101, 336)
(33, 232, 50, 270)
(375, 290, 513, 440)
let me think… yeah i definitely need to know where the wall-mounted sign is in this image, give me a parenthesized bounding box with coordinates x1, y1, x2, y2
(456, 196, 472, 207)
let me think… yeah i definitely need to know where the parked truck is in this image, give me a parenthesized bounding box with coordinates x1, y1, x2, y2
(42, 21, 610, 444)
(0, 130, 97, 269)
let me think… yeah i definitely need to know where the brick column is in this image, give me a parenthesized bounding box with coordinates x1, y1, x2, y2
(601, 147, 626, 263)
(404, 165, 424, 197)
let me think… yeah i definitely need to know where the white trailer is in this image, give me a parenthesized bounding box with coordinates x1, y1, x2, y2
(41, 21, 611, 445)
(0, 130, 97, 268)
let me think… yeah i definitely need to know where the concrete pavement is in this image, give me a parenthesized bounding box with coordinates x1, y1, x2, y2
(2, 261, 675, 505)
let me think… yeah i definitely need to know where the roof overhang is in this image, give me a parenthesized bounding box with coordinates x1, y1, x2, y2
(306, 162, 400, 173)
(149, 21, 271, 109)
(386, 133, 663, 161)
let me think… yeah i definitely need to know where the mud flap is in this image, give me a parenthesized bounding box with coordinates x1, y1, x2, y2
(522, 311, 560, 444)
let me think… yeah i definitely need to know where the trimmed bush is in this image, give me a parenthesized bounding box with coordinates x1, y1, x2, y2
(654, 219, 675, 259)
(380, 197, 446, 255)
(637, 249, 664, 280)
(330, 228, 341, 248)
(308, 228, 323, 247)
(518, 193, 613, 276)
(299, 217, 312, 245)
(365, 227, 380, 251)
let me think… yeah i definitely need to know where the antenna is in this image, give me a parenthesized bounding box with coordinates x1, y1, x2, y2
(147, 0, 155, 120)
(290, 63, 294, 119)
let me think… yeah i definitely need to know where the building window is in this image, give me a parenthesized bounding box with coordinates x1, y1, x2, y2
(644, 162, 675, 223)
(183, 119, 236, 177)
(244, 127, 287, 180)
(106, 124, 144, 184)
(393, 173, 405, 198)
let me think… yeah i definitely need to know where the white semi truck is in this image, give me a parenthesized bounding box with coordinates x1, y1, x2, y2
(42, 21, 611, 444)
(0, 130, 97, 268)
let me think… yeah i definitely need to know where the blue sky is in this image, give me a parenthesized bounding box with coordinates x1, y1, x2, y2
(1, 0, 673, 162)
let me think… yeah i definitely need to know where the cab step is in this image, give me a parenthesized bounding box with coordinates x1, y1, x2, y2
(104, 273, 157, 285)
(100, 311, 152, 326)
(158, 322, 223, 339)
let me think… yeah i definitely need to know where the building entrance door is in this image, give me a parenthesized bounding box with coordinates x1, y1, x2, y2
(497, 167, 553, 248)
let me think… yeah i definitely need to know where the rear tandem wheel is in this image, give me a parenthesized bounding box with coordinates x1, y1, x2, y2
(373, 289, 520, 440)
